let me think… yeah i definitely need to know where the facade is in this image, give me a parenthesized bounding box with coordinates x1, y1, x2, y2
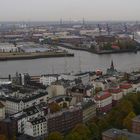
(47, 84, 66, 97)
(94, 91, 112, 113)
(82, 101, 96, 122)
(25, 116, 47, 137)
(0, 43, 19, 52)
(108, 88, 123, 106)
(40, 75, 59, 86)
(120, 83, 133, 95)
(75, 72, 90, 85)
(47, 107, 82, 134)
(10, 103, 46, 134)
(3, 90, 49, 114)
(0, 119, 16, 140)
(95, 35, 116, 43)
(102, 128, 140, 140)
(0, 102, 5, 120)
(132, 115, 140, 134)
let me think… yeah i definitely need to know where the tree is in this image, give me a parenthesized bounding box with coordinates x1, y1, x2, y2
(97, 118, 109, 133)
(123, 111, 136, 131)
(87, 122, 100, 140)
(118, 100, 133, 116)
(117, 135, 128, 140)
(63, 102, 68, 108)
(49, 102, 61, 113)
(47, 132, 63, 140)
(65, 132, 82, 140)
(95, 87, 102, 94)
(0, 135, 7, 140)
(72, 123, 91, 140)
(107, 100, 134, 128)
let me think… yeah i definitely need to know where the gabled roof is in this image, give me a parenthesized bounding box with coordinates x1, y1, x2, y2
(94, 91, 112, 101)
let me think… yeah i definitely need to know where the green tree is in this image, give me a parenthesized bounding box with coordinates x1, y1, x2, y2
(123, 111, 136, 131)
(118, 100, 133, 116)
(63, 102, 68, 108)
(97, 118, 109, 133)
(117, 135, 128, 140)
(72, 124, 91, 140)
(47, 132, 63, 140)
(0, 135, 7, 140)
(87, 122, 100, 140)
(95, 87, 102, 94)
(65, 132, 82, 140)
(49, 102, 61, 113)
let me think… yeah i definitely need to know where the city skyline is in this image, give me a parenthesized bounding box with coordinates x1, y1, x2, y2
(0, 0, 140, 21)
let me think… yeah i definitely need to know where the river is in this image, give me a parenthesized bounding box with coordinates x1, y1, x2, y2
(0, 47, 140, 77)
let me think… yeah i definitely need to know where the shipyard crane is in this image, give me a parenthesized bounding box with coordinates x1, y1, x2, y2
(106, 24, 111, 35)
(124, 23, 128, 34)
(97, 24, 102, 35)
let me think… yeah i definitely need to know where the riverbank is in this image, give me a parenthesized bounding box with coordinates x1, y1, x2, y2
(0, 51, 74, 61)
(59, 43, 139, 54)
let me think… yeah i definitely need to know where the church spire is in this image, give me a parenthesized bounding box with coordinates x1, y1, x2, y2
(111, 60, 114, 69)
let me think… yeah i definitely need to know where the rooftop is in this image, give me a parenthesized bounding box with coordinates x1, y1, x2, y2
(132, 115, 140, 123)
(29, 116, 46, 125)
(102, 128, 140, 140)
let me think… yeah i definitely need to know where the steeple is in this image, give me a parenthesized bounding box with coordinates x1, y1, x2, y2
(111, 60, 114, 70)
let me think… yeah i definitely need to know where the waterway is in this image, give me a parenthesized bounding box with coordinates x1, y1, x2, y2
(0, 47, 140, 77)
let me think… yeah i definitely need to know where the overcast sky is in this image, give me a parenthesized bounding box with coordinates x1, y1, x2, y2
(0, 0, 139, 21)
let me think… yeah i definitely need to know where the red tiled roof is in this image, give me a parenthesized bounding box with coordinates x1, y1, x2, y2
(120, 83, 132, 89)
(111, 45, 120, 50)
(108, 88, 122, 94)
(95, 91, 112, 101)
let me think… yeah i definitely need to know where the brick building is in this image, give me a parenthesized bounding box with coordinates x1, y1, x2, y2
(47, 107, 82, 134)
(94, 91, 112, 113)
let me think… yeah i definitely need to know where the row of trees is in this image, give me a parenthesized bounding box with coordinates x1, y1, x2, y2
(46, 92, 140, 140)
(101, 39, 137, 51)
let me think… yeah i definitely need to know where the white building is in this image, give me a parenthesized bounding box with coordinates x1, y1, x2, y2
(10, 103, 46, 134)
(2, 90, 49, 114)
(0, 102, 5, 120)
(0, 43, 19, 52)
(25, 116, 47, 137)
(40, 75, 59, 86)
(75, 72, 90, 85)
(47, 84, 66, 97)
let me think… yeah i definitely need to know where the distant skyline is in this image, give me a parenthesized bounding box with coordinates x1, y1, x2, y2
(0, 0, 140, 21)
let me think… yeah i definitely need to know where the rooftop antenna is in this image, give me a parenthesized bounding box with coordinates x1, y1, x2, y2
(97, 24, 102, 36)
